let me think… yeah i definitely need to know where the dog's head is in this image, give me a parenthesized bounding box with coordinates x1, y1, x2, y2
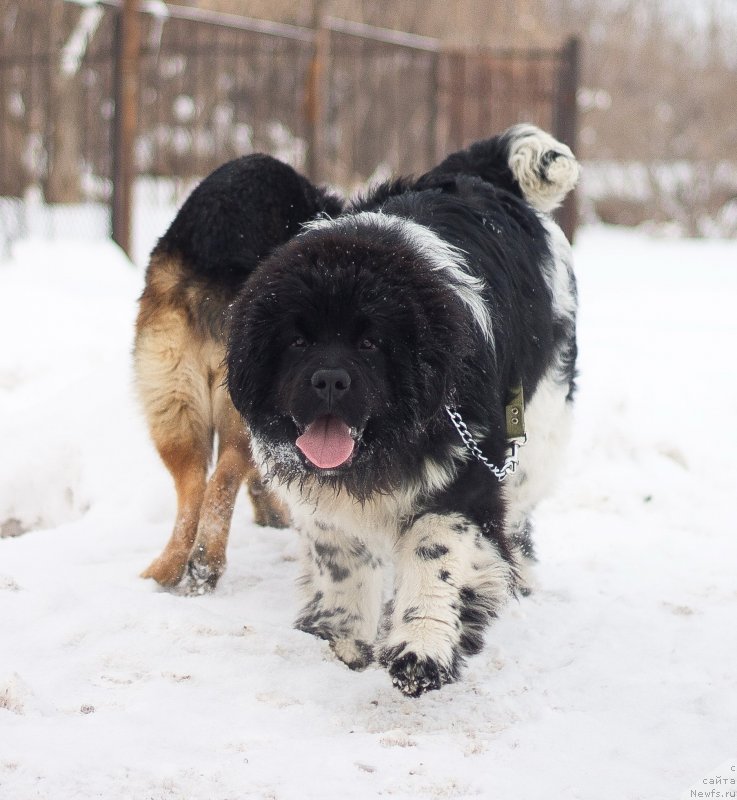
(227, 213, 478, 498)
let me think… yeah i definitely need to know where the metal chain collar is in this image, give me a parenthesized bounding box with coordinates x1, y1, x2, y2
(444, 405, 527, 482)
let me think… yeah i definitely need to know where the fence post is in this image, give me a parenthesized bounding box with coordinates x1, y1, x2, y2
(305, 2, 327, 183)
(554, 36, 580, 243)
(46, 1, 82, 204)
(427, 51, 440, 168)
(111, 0, 141, 259)
(448, 51, 466, 152)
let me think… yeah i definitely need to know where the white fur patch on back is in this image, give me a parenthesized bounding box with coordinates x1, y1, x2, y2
(303, 211, 494, 345)
(538, 214, 577, 327)
(505, 124, 580, 213)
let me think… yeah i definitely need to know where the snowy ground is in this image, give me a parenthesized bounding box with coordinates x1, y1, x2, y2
(1, 227, 735, 800)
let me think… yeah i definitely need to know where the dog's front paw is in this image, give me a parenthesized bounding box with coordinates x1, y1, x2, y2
(330, 638, 374, 671)
(379, 645, 457, 697)
(180, 556, 223, 595)
(141, 550, 189, 588)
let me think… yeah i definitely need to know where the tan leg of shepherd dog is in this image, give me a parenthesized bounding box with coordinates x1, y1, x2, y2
(134, 255, 289, 593)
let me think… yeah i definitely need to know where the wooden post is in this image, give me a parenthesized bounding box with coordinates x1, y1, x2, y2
(554, 36, 580, 243)
(305, 0, 327, 183)
(427, 51, 439, 168)
(112, 0, 141, 258)
(46, 1, 82, 204)
(448, 51, 466, 152)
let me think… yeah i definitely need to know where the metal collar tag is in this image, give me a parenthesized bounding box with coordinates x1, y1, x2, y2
(505, 385, 526, 441)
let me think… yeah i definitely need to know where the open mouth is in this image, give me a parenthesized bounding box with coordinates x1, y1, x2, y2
(295, 414, 358, 470)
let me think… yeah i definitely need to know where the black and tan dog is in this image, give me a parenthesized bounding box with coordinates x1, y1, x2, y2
(134, 155, 341, 593)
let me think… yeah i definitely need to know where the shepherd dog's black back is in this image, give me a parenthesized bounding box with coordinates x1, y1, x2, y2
(156, 154, 342, 294)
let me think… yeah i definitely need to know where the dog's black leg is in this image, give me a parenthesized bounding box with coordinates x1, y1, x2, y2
(379, 512, 516, 697)
(509, 517, 536, 597)
(294, 521, 386, 670)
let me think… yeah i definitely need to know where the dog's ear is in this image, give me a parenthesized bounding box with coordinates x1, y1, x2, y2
(225, 282, 275, 416)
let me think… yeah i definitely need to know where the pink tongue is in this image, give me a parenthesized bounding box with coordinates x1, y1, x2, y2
(296, 416, 355, 469)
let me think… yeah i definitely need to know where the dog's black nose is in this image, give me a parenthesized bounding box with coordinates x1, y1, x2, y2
(311, 368, 351, 405)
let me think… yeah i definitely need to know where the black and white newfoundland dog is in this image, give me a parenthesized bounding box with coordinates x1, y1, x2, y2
(226, 124, 579, 696)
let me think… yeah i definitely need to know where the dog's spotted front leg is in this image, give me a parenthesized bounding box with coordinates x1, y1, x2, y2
(379, 513, 516, 697)
(294, 521, 386, 670)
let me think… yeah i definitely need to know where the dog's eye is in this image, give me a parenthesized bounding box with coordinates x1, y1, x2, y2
(358, 338, 377, 351)
(291, 336, 309, 349)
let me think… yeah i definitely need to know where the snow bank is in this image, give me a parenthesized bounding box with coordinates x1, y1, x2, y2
(0, 239, 164, 533)
(580, 161, 737, 237)
(0, 227, 735, 800)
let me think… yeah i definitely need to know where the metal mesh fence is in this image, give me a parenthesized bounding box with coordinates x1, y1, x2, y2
(0, 1, 578, 263)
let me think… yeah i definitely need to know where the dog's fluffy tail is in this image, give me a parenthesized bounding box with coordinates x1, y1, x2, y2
(426, 123, 579, 214)
(502, 124, 580, 213)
